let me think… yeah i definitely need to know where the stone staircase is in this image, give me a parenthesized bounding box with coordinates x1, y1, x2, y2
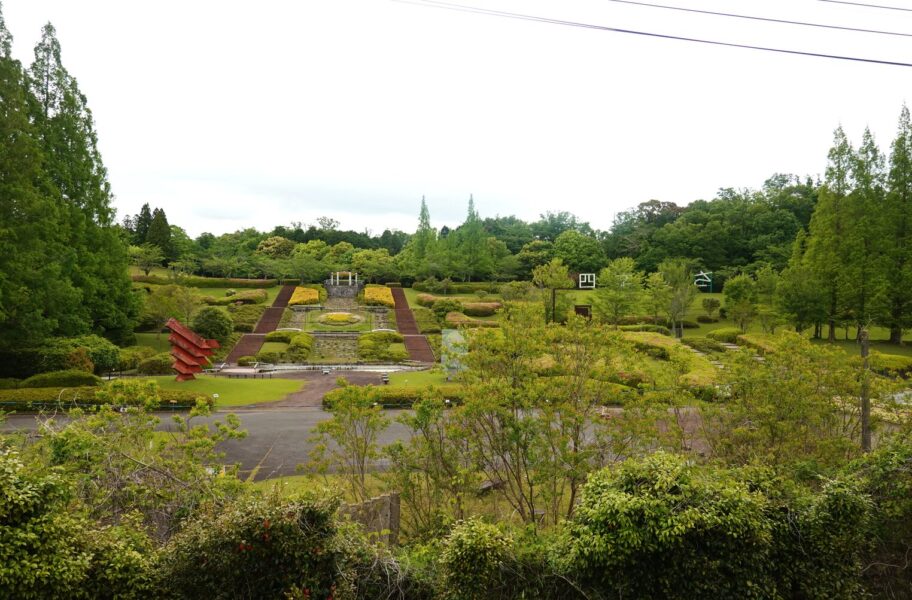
(390, 287, 435, 363)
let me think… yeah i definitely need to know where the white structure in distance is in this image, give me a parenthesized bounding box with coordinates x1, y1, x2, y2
(578, 273, 596, 289)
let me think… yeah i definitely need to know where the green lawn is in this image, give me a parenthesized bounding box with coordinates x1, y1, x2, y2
(259, 341, 289, 354)
(149, 375, 303, 407)
(388, 370, 450, 387)
(134, 332, 170, 352)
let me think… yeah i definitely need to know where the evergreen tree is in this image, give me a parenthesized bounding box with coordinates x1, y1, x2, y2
(133, 203, 152, 244)
(28, 23, 138, 343)
(146, 207, 173, 260)
(414, 196, 434, 261)
(883, 106, 912, 343)
(805, 127, 854, 341)
(843, 128, 887, 335)
(0, 9, 81, 347)
(777, 230, 826, 334)
(454, 195, 494, 281)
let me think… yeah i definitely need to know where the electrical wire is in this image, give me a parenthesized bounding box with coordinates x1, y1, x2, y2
(818, 0, 912, 13)
(605, 0, 912, 38)
(393, 0, 912, 68)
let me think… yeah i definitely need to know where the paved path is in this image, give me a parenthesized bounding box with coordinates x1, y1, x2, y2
(390, 287, 435, 363)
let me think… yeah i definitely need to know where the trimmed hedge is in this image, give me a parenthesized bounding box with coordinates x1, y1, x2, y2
(323, 384, 464, 409)
(870, 351, 912, 378)
(362, 285, 396, 308)
(254, 351, 282, 364)
(265, 331, 294, 343)
(416, 293, 439, 308)
(202, 289, 268, 306)
(131, 275, 277, 288)
(237, 356, 257, 367)
(618, 324, 672, 336)
(138, 353, 174, 375)
(696, 315, 720, 324)
(20, 369, 102, 388)
(357, 331, 407, 362)
(445, 312, 500, 329)
(0, 386, 206, 411)
(707, 328, 743, 344)
(681, 336, 726, 354)
(462, 302, 502, 317)
(286, 333, 314, 362)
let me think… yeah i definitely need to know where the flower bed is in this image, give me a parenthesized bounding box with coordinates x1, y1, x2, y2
(362, 285, 395, 308)
(318, 312, 360, 325)
(289, 286, 320, 306)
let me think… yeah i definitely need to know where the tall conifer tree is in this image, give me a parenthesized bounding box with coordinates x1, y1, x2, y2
(805, 126, 854, 341)
(28, 23, 137, 343)
(0, 6, 81, 346)
(884, 106, 912, 343)
(133, 203, 153, 244)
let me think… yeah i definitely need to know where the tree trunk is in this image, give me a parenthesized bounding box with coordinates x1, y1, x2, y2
(860, 329, 871, 452)
(827, 319, 836, 342)
(890, 326, 903, 344)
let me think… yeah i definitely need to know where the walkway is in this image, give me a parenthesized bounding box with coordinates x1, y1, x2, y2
(390, 287, 435, 363)
(226, 285, 295, 364)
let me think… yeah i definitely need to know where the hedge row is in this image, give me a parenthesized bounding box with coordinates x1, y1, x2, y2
(0, 334, 121, 378)
(227, 304, 268, 332)
(618, 324, 672, 336)
(0, 386, 207, 411)
(681, 336, 727, 354)
(358, 331, 407, 362)
(131, 275, 277, 288)
(20, 369, 102, 388)
(201, 289, 268, 306)
(412, 306, 442, 334)
(445, 312, 500, 329)
(412, 279, 498, 294)
(323, 384, 465, 409)
(706, 327, 743, 344)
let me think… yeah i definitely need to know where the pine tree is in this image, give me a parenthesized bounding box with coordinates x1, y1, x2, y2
(883, 106, 912, 343)
(133, 203, 153, 244)
(0, 8, 81, 347)
(146, 207, 173, 259)
(414, 196, 434, 262)
(28, 23, 138, 343)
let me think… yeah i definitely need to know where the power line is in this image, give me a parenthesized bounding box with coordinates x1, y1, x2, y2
(393, 0, 912, 68)
(606, 0, 912, 38)
(818, 0, 912, 13)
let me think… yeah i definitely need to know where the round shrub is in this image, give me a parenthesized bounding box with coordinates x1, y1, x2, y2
(441, 519, 512, 600)
(255, 351, 282, 364)
(265, 331, 293, 343)
(155, 495, 343, 599)
(137, 353, 174, 375)
(20, 369, 102, 388)
(117, 346, 158, 371)
(0, 378, 20, 389)
(65, 347, 95, 373)
(707, 327, 743, 344)
(432, 299, 463, 320)
(285, 333, 314, 362)
(462, 302, 502, 317)
(318, 312, 359, 325)
(192, 307, 234, 344)
(237, 356, 257, 367)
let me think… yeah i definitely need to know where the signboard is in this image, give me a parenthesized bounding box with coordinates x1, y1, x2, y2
(578, 273, 596, 289)
(694, 271, 713, 292)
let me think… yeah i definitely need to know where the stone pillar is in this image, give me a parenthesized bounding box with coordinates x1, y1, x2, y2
(348, 271, 352, 286)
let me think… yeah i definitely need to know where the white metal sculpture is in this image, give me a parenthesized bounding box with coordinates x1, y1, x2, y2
(578, 273, 596, 289)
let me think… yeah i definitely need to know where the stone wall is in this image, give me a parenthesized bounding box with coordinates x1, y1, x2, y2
(325, 282, 364, 298)
(338, 492, 400, 546)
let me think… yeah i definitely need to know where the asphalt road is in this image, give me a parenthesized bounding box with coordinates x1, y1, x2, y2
(1, 406, 414, 481)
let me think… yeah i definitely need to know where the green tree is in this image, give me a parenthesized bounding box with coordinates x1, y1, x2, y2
(532, 258, 574, 323)
(191, 306, 233, 344)
(255, 235, 294, 258)
(883, 105, 912, 343)
(659, 259, 698, 337)
(29, 23, 138, 343)
(451, 195, 494, 281)
(777, 230, 827, 333)
(146, 207, 173, 259)
(643, 271, 672, 324)
(133, 203, 152, 245)
(130, 243, 165, 275)
(593, 257, 643, 327)
(806, 127, 854, 341)
(723, 273, 757, 332)
(552, 229, 605, 273)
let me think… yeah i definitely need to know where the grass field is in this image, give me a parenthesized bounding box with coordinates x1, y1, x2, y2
(134, 332, 170, 352)
(388, 370, 450, 387)
(149, 375, 303, 407)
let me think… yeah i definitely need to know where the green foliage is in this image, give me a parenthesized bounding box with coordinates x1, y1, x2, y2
(156, 495, 341, 600)
(264, 330, 293, 343)
(617, 324, 671, 336)
(20, 369, 101, 388)
(552, 229, 604, 273)
(358, 331, 408, 361)
(707, 327, 743, 343)
(191, 307, 234, 344)
(132, 275, 278, 288)
(324, 384, 464, 409)
(561, 452, 871, 599)
(594, 257, 644, 326)
(201, 288, 268, 306)
(0, 385, 203, 411)
(499, 281, 534, 300)
(461, 302, 501, 317)
(702, 296, 721, 316)
(440, 519, 512, 600)
(137, 352, 174, 375)
(254, 350, 281, 364)
(237, 355, 256, 367)
(412, 306, 442, 334)
(432, 298, 464, 320)
(285, 333, 314, 362)
(724, 273, 758, 332)
(681, 336, 726, 353)
(226, 303, 267, 332)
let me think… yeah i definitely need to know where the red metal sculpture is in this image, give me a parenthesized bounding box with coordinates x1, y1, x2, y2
(166, 318, 220, 382)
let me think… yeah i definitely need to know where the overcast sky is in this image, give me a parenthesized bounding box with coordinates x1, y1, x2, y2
(5, 0, 912, 237)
